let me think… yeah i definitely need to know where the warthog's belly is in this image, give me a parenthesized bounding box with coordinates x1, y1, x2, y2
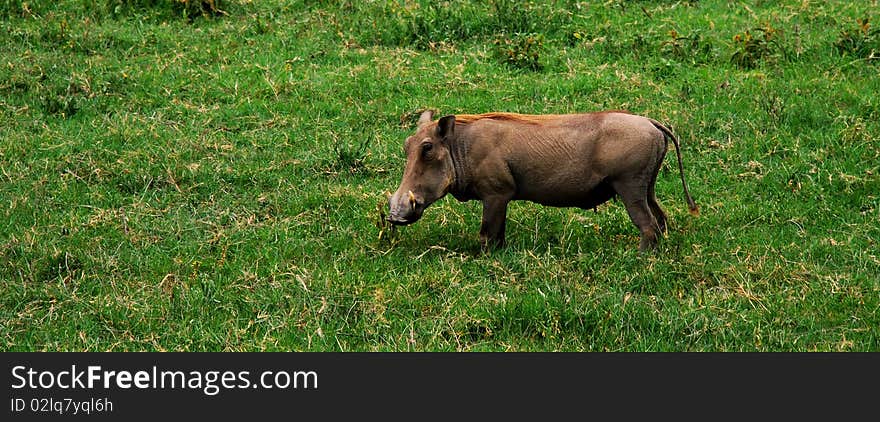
(517, 179, 616, 209)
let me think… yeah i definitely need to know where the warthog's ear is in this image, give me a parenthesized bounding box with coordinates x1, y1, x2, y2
(417, 110, 435, 127)
(437, 115, 455, 140)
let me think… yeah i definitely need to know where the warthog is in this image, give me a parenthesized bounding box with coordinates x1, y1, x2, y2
(387, 110, 698, 251)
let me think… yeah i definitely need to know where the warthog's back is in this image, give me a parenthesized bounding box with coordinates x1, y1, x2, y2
(455, 112, 666, 206)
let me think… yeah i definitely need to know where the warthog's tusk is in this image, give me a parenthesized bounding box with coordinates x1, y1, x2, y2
(407, 190, 416, 208)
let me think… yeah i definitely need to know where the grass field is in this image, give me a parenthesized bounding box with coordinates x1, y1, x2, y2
(1, 0, 878, 351)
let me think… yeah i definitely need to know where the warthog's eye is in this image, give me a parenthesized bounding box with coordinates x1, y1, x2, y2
(420, 141, 434, 159)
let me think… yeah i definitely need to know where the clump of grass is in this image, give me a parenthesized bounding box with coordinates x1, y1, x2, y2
(326, 135, 370, 174)
(37, 252, 84, 283)
(105, 0, 228, 20)
(36, 75, 87, 118)
(354, 0, 567, 50)
(493, 33, 545, 71)
(489, 0, 537, 34)
(42, 93, 80, 118)
(661, 29, 715, 64)
(730, 23, 786, 69)
(0, 0, 31, 18)
(568, 20, 651, 61)
(835, 17, 880, 60)
(369, 1, 481, 49)
(374, 199, 399, 249)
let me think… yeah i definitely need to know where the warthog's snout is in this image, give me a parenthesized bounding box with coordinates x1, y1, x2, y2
(386, 190, 424, 226)
(385, 214, 416, 225)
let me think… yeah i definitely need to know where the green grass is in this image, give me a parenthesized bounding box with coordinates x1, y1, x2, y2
(1, 0, 878, 351)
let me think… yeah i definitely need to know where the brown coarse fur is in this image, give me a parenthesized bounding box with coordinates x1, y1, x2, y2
(388, 110, 699, 252)
(453, 112, 569, 125)
(451, 111, 634, 126)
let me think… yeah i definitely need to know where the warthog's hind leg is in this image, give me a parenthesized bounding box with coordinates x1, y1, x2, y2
(612, 180, 662, 252)
(647, 185, 667, 235)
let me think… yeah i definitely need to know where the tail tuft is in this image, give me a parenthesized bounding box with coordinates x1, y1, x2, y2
(687, 197, 699, 216)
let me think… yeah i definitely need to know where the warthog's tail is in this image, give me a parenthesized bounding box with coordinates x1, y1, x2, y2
(649, 118, 699, 216)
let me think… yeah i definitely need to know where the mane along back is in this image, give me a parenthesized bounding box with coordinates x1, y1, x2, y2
(452, 112, 567, 125)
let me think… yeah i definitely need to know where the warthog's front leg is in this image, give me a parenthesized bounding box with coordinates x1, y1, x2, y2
(480, 196, 510, 249)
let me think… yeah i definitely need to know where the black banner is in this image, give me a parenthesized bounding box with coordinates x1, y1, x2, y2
(2, 353, 877, 419)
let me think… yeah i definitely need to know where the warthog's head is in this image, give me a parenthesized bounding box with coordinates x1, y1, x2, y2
(387, 110, 457, 226)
